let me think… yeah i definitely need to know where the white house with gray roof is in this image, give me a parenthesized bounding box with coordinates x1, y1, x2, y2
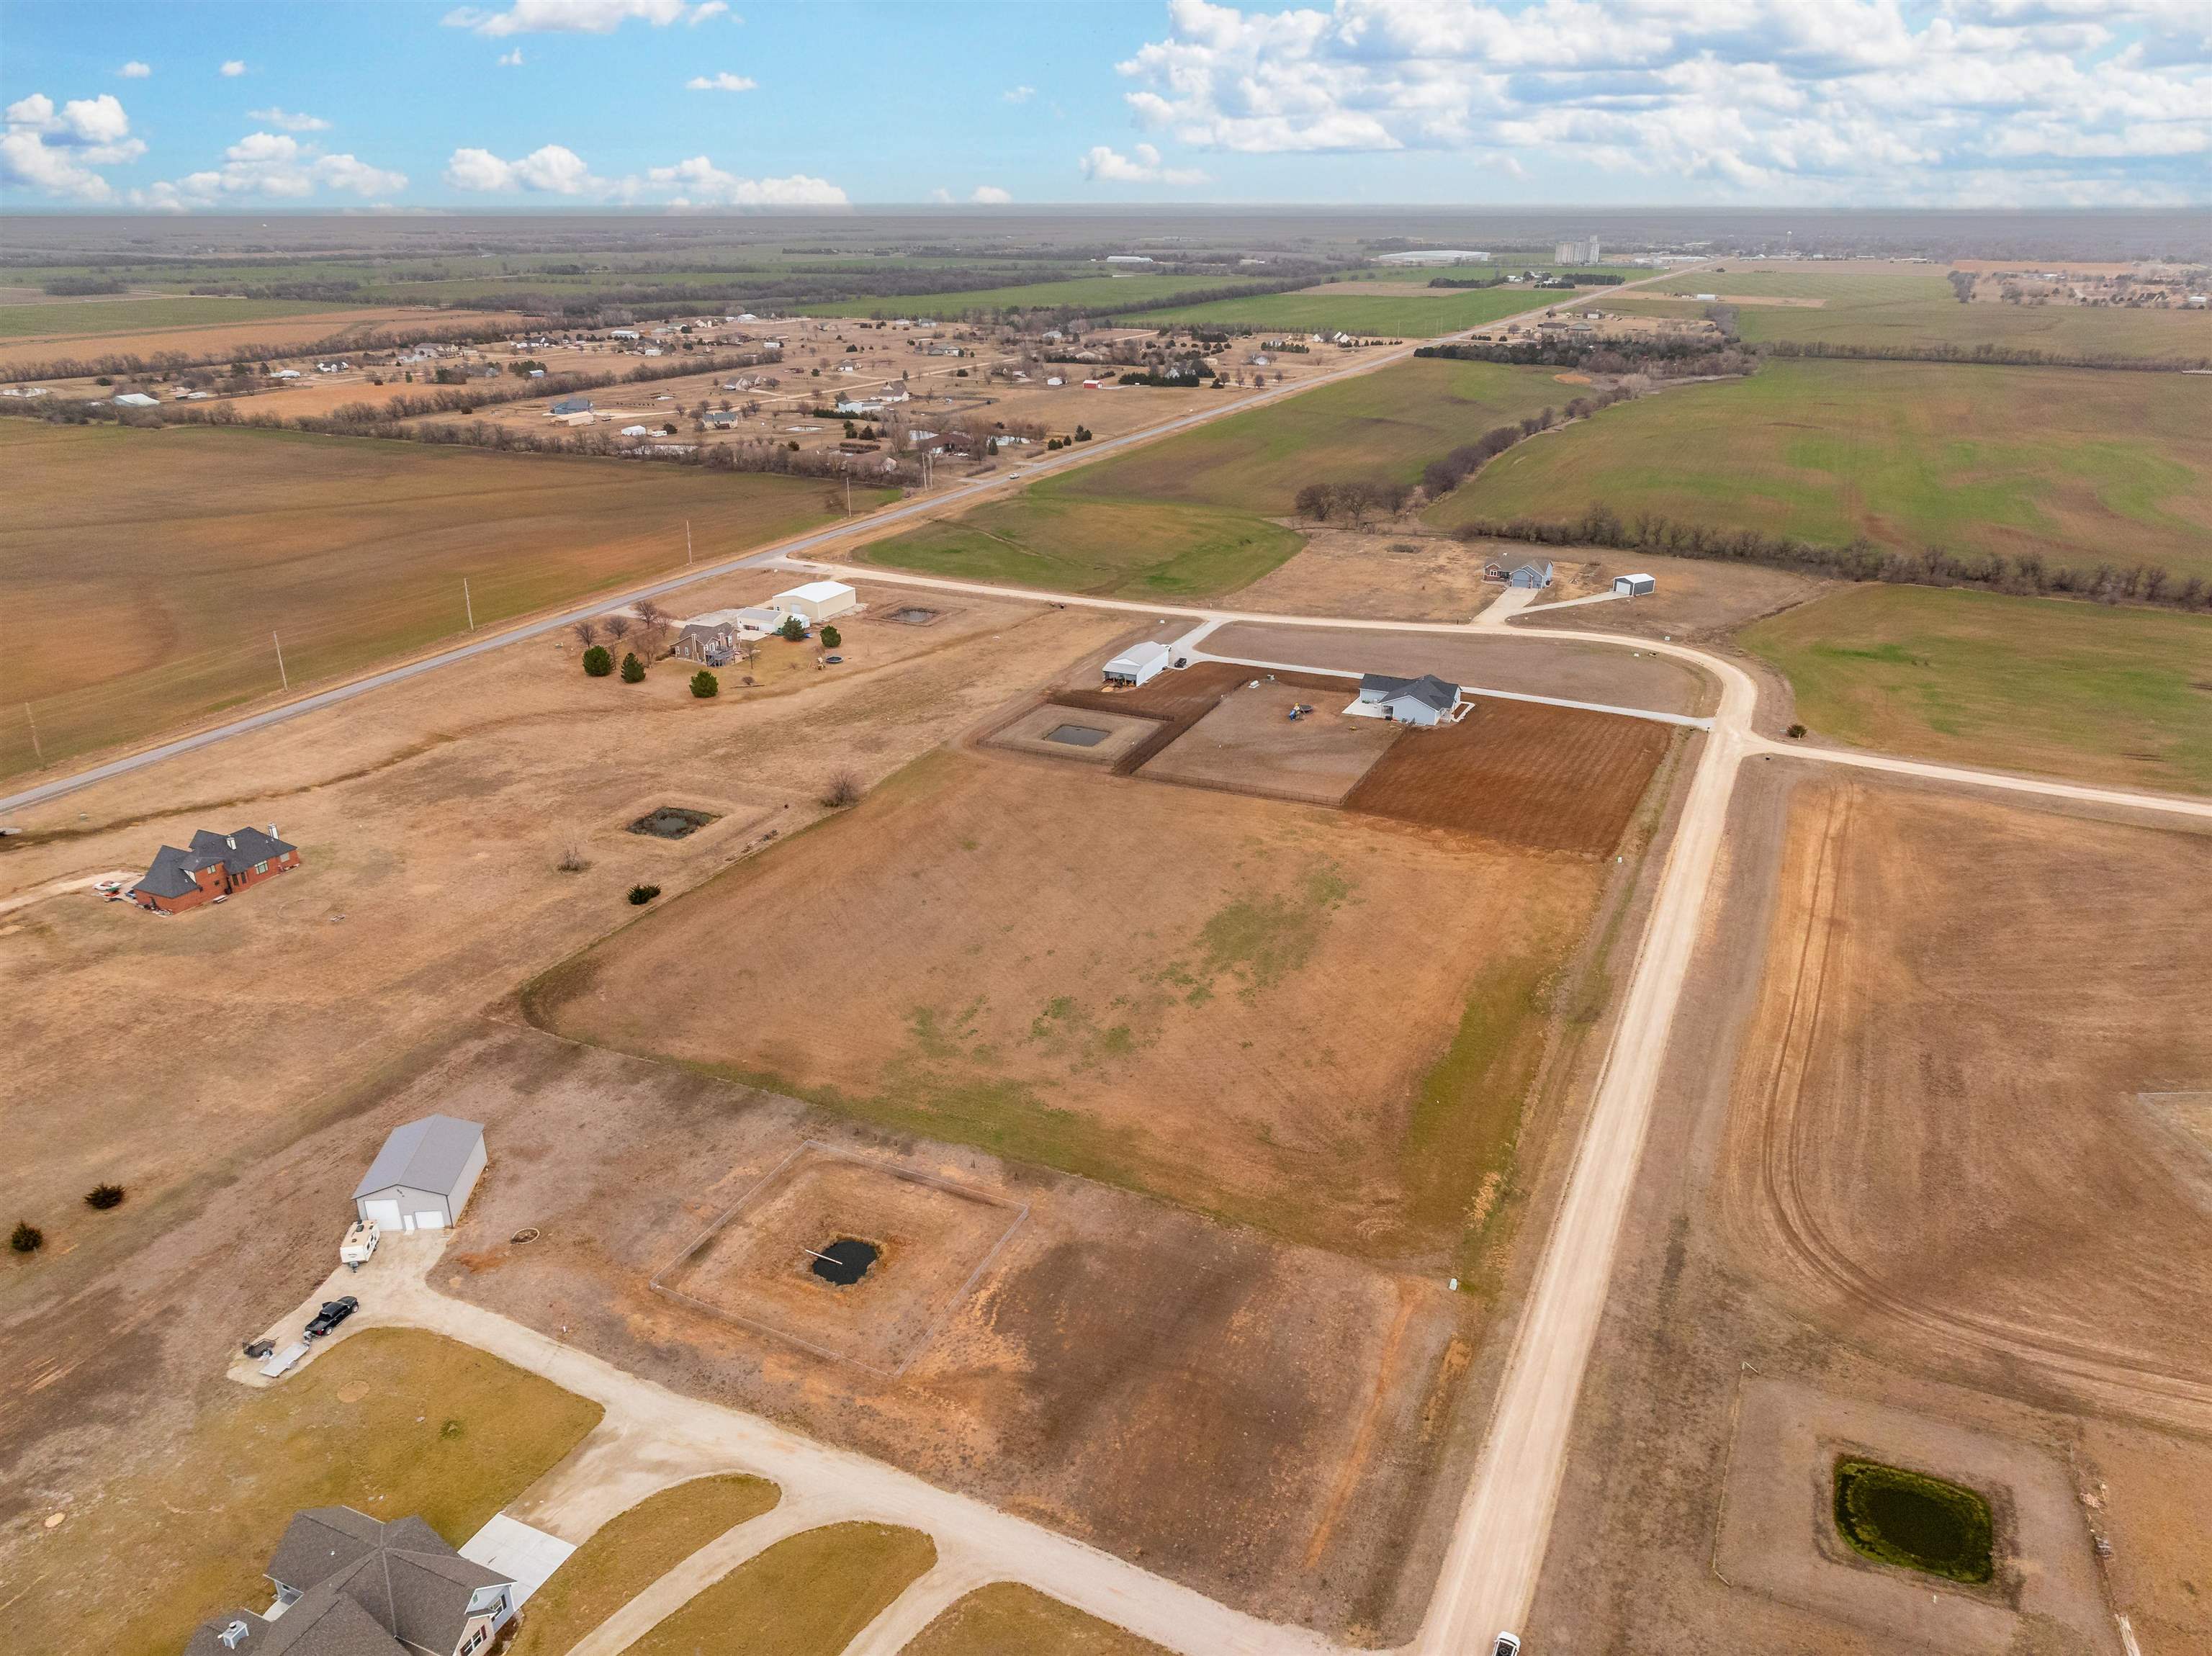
(1354, 672, 1462, 726)
(353, 1115, 485, 1232)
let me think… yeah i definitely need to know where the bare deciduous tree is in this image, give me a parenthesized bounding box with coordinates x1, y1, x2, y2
(601, 613, 632, 641)
(572, 618, 600, 647)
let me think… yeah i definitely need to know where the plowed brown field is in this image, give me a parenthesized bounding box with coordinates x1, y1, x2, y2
(1344, 699, 1675, 856)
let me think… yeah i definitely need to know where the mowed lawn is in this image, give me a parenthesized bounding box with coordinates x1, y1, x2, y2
(0, 421, 880, 778)
(1128, 284, 1587, 337)
(1741, 585, 2212, 793)
(17, 1330, 602, 1656)
(1430, 359, 2212, 583)
(1604, 263, 2212, 362)
(861, 358, 1568, 597)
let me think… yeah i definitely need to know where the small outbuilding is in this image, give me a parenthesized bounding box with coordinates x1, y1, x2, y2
(352, 1115, 486, 1233)
(1614, 572, 1656, 596)
(549, 395, 593, 417)
(771, 580, 857, 625)
(1102, 641, 1172, 688)
(1509, 562, 1555, 589)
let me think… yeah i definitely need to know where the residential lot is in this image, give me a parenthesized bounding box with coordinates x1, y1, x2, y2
(524, 741, 1609, 1259)
(1531, 765, 2212, 1655)
(418, 1028, 1483, 1641)
(11, 1329, 601, 1656)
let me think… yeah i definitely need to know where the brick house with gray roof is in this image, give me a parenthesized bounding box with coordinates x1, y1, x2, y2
(130, 824, 299, 914)
(185, 1508, 516, 1656)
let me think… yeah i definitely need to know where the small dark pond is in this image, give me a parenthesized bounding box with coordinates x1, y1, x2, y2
(809, 1238, 878, 1287)
(1046, 724, 1110, 748)
(629, 806, 720, 840)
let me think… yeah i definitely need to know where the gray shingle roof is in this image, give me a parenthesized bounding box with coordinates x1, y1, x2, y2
(1359, 672, 1460, 711)
(133, 843, 204, 899)
(132, 824, 297, 900)
(353, 1115, 485, 1200)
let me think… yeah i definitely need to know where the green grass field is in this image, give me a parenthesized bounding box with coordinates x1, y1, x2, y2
(806, 273, 1242, 319)
(0, 295, 359, 341)
(1059, 356, 1575, 513)
(1740, 585, 2212, 794)
(1127, 284, 1587, 337)
(0, 421, 888, 779)
(1604, 264, 2212, 361)
(861, 356, 1571, 598)
(1429, 358, 2212, 582)
(859, 486, 1301, 598)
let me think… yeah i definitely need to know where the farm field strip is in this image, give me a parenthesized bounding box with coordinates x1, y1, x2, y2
(1427, 357, 2212, 582)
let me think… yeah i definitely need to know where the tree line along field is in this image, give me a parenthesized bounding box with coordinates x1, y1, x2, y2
(1740, 584, 2212, 795)
(859, 358, 1574, 596)
(1601, 261, 2212, 361)
(1429, 358, 2212, 584)
(1128, 283, 1595, 338)
(803, 271, 1245, 319)
(0, 421, 884, 779)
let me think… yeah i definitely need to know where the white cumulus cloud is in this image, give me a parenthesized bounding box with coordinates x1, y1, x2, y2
(220, 60, 246, 77)
(685, 71, 756, 91)
(498, 48, 526, 66)
(443, 0, 724, 37)
(1078, 142, 1208, 186)
(971, 184, 1012, 203)
(248, 107, 331, 132)
(132, 130, 406, 210)
(1, 92, 148, 201)
(444, 143, 600, 194)
(120, 61, 152, 78)
(1108, 0, 2212, 201)
(643, 155, 848, 206)
(1004, 85, 1035, 103)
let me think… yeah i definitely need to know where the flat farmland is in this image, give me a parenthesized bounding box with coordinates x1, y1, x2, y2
(0, 420, 883, 777)
(1344, 700, 1676, 857)
(803, 272, 1240, 319)
(1429, 358, 2212, 583)
(0, 294, 365, 343)
(855, 486, 1301, 599)
(526, 746, 1606, 1259)
(1128, 285, 1587, 337)
(0, 305, 526, 374)
(1718, 779, 2212, 1423)
(1604, 261, 2212, 361)
(1058, 356, 1575, 513)
(860, 358, 1570, 600)
(1740, 585, 2212, 794)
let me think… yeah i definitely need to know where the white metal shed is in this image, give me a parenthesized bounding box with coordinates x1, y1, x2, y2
(1103, 641, 1171, 687)
(772, 580, 858, 624)
(352, 1115, 486, 1232)
(1614, 573, 1656, 595)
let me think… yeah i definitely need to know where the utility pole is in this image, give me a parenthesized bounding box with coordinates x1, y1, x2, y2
(272, 632, 289, 692)
(686, 518, 693, 564)
(464, 577, 475, 631)
(844, 473, 851, 517)
(23, 703, 43, 767)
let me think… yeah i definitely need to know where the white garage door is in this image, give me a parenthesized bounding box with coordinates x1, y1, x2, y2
(411, 1210, 446, 1230)
(363, 1198, 402, 1228)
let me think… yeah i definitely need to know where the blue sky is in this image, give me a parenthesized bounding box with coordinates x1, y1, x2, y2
(4, 0, 2208, 212)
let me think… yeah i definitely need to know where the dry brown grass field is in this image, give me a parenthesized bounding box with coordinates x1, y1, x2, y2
(1530, 764, 2212, 1655)
(526, 743, 1608, 1259)
(1719, 780, 2212, 1421)
(0, 420, 891, 777)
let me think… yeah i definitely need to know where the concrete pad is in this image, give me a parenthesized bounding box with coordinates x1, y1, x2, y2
(461, 1513, 577, 1608)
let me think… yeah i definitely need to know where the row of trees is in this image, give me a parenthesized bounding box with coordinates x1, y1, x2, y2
(1451, 503, 2212, 612)
(1292, 475, 1416, 526)
(1760, 338, 2212, 373)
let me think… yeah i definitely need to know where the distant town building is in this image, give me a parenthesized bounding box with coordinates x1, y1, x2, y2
(1555, 238, 1602, 264)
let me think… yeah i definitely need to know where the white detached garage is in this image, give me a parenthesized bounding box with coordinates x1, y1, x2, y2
(353, 1114, 487, 1232)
